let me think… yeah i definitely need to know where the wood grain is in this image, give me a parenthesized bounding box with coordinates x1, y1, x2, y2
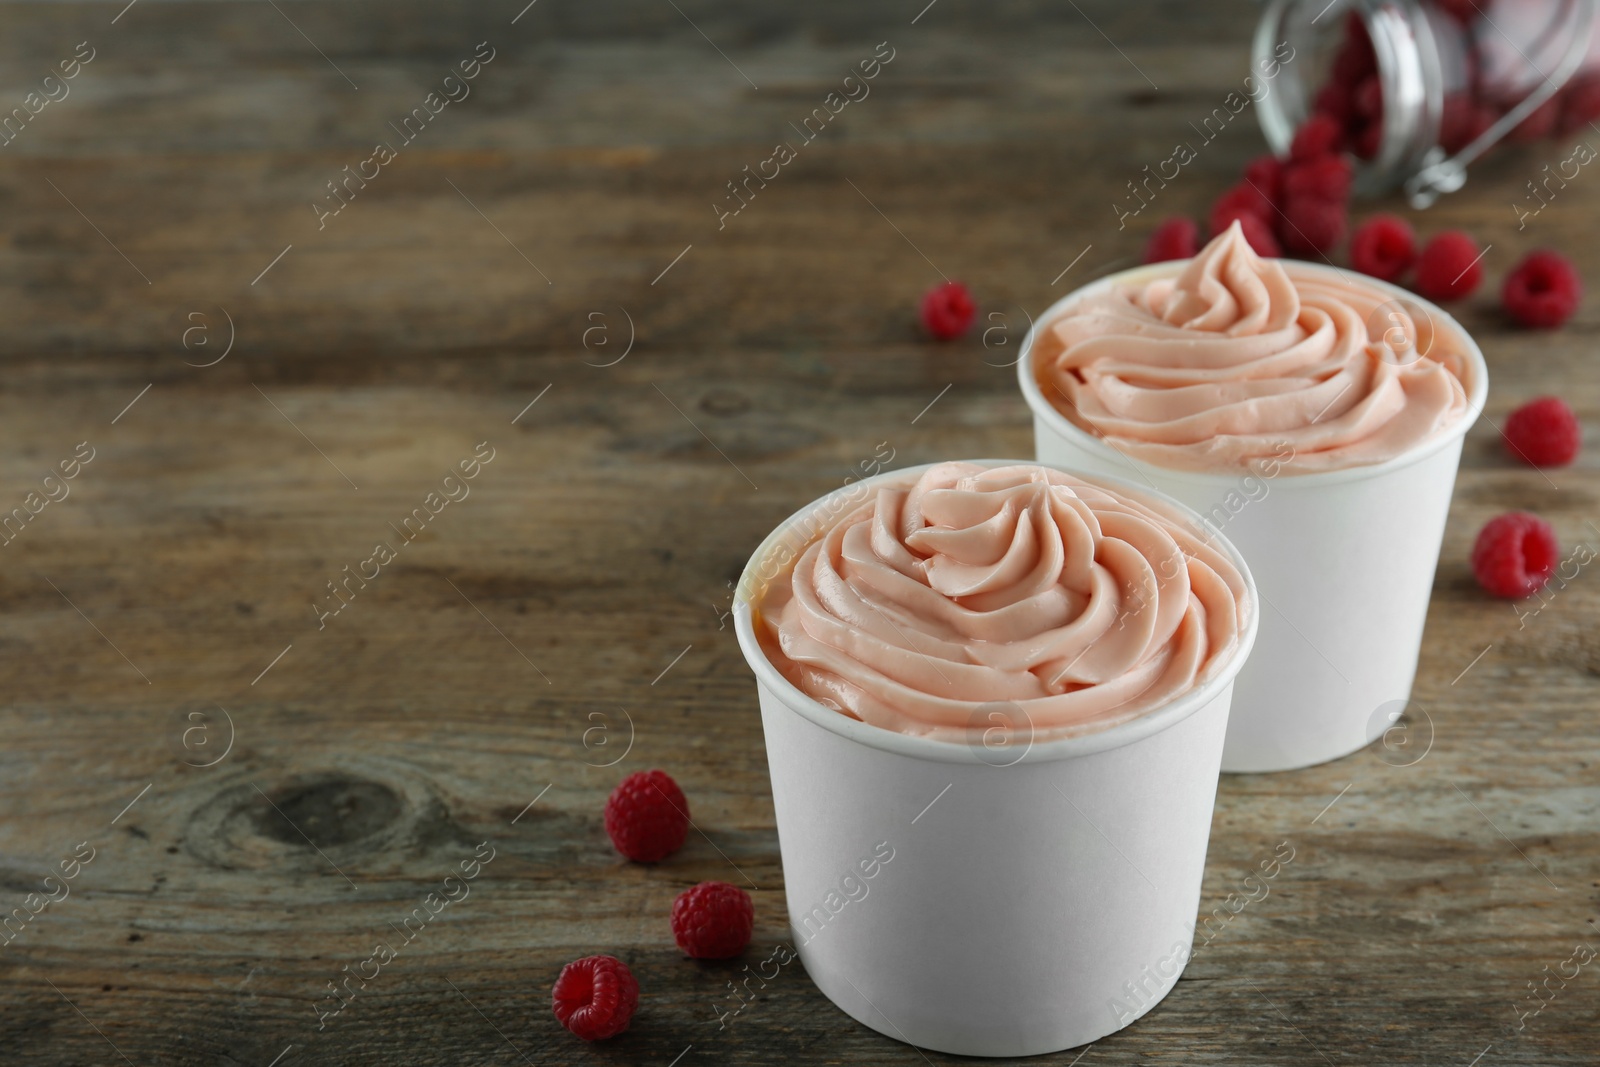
(0, 1, 1595, 1064)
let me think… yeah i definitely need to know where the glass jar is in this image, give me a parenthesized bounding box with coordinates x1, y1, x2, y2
(1254, 0, 1600, 207)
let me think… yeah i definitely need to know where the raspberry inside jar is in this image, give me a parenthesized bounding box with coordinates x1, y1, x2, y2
(1254, 0, 1600, 207)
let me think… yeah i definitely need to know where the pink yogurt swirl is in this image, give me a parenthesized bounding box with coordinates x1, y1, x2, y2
(1032, 222, 1473, 473)
(753, 462, 1251, 742)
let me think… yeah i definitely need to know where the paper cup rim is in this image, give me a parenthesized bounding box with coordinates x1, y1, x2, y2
(1016, 259, 1491, 488)
(733, 458, 1260, 765)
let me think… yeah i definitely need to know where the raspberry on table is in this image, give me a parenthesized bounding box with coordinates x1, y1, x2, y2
(1350, 214, 1416, 282)
(1282, 154, 1354, 203)
(1290, 113, 1344, 160)
(1502, 249, 1581, 329)
(671, 881, 755, 959)
(605, 769, 690, 863)
(1413, 230, 1482, 301)
(1278, 195, 1346, 258)
(920, 281, 975, 340)
(1471, 512, 1560, 599)
(1143, 217, 1199, 264)
(1502, 396, 1581, 467)
(552, 955, 639, 1041)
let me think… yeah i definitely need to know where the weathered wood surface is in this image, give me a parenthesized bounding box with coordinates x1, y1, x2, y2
(0, 1, 1596, 1064)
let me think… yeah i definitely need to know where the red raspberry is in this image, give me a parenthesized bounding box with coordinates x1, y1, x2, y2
(1502, 396, 1581, 467)
(1143, 217, 1199, 264)
(1471, 512, 1560, 599)
(920, 281, 974, 340)
(1352, 119, 1383, 160)
(1502, 249, 1581, 329)
(1350, 214, 1416, 282)
(1233, 213, 1282, 258)
(1559, 73, 1600, 134)
(1413, 230, 1482, 301)
(552, 955, 639, 1041)
(1331, 25, 1376, 87)
(1279, 195, 1347, 258)
(1290, 114, 1345, 160)
(1509, 94, 1562, 142)
(1208, 183, 1273, 235)
(671, 881, 755, 959)
(1441, 101, 1497, 154)
(1439, 95, 1474, 153)
(1435, 0, 1479, 24)
(1354, 75, 1384, 120)
(1243, 154, 1285, 203)
(1282, 154, 1354, 202)
(605, 769, 690, 863)
(1313, 82, 1355, 125)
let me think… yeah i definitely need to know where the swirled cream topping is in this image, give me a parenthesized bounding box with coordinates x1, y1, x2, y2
(753, 462, 1251, 742)
(1032, 222, 1473, 473)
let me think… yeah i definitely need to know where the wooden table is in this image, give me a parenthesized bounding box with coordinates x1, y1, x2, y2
(0, 1, 1595, 1063)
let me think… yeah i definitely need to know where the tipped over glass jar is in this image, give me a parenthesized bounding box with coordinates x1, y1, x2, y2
(1255, 0, 1600, 206)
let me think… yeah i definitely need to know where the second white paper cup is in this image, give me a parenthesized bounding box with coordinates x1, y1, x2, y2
(735, 461, 1258, 1057)
(1019, 263, 1487, 772)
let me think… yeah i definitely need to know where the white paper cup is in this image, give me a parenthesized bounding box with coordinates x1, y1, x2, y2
(1019, 264, 1487, 773)
(734, 461, 1258, 1057)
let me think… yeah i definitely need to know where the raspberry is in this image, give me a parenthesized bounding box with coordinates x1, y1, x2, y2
(1331, 26, 1376, 87)
(1441, 101, 1496, 154)
(605, 770, 690, 863)
(1502, 396, 1581, 467)
(1209, 182, 1273, 232)
(1435, 0, 1479, 24)
(1350, 214, 1416, 282)
(1282, 154, 1354, 202)
(1471, 512, 1560, 599)
(1278, 195, 1347, 258)
(1413, 231, 1482, 301)
(1233, 213, 1282, 258)
(1353, 119, 1383, 160)
(671, 881, 755, 959)
(1502, 249, 1581, 328)
(920, 281, 974, 340)
(1143, 217, 1199, 264)
(1243, 154, 1285, 203)
(1313, 82, 1355, 125)
(1509, 94, 1562, 142)
(1354, 75, 1384, 120)
(1559, 74, 1600, 134)
(552, 955, 639, 1041)
(1439, 95, 1474, 153)
(1290, 114, 1345, 161)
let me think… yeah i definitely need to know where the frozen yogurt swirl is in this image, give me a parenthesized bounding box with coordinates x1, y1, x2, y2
(753, 462, 1251, 742)
(1031, 222, 1473, 473)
